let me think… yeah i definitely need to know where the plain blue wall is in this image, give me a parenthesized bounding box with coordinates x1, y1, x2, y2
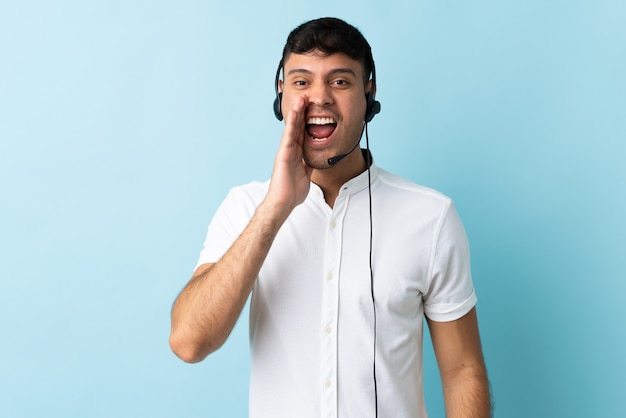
(1, 1, 624, 417)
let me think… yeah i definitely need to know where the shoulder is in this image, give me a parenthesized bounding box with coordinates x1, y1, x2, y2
(214, 180, 270, 220)
(226, 180, 270, 203)
(375, 168, 453, 210)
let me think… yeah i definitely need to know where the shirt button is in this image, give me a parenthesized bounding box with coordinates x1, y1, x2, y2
(330, 220, 336, 229)
(326, 272, 333, 280)
(325, 380, 332, 388)
(325, 326, 332, 335)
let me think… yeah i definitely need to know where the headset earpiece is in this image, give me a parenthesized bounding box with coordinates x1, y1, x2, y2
(273, 92, 283, 121)
(364, 59, 381, 123)
(273, 60, 284, 121)
(365, 92, 381, 123)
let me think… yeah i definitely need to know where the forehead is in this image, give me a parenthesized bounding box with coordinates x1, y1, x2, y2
(283, 51, 366, 81)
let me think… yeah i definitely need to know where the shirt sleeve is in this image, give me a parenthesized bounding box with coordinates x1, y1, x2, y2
(423, 202, 477, 322)
(195, 184, 263, 270)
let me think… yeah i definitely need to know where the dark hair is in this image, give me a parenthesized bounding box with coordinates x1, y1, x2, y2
(281, 17, 374, 82)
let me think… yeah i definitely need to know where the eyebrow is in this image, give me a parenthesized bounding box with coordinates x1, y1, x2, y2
(286, 68, 358, 78)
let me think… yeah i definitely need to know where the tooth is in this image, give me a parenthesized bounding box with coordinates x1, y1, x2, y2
(307, 117, 336, 125)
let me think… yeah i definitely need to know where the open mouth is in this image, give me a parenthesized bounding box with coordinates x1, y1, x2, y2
(306, 117, 337, 140)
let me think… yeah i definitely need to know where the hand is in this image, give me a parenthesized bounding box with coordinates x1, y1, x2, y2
(265, 94, 313, 217)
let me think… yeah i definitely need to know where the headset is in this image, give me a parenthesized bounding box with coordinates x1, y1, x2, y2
(272, 58, 381, 123)
(273, 53, 382, 416)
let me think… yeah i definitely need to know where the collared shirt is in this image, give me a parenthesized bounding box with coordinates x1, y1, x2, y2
(197, 162, 477, 418)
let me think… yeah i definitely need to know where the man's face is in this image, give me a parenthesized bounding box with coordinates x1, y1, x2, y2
(280, 50, 370, 170)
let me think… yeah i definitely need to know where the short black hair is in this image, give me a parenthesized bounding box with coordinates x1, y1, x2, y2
(281, 17, 374, 83)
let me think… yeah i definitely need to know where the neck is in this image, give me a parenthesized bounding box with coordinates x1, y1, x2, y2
(312, 149, 367, 208)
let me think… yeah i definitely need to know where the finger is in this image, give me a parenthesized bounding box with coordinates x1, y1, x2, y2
(283, 95, 308, 147)
(287, 95, 307, 128)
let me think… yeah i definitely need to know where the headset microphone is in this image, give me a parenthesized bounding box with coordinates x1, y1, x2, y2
(327, 135, 362, 166)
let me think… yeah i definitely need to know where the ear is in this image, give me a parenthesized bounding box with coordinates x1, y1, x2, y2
(366, 79, 375, 97)
(278, 79, 284, 94)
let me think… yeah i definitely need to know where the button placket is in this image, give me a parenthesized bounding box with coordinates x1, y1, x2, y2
(320, 198, 348, 418)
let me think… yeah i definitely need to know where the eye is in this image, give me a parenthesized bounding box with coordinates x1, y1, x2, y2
(332, 79, 351, 88)
(293, 80, 308, 87)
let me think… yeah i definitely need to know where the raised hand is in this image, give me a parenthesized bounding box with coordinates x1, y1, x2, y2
(265, 94, 313, 218)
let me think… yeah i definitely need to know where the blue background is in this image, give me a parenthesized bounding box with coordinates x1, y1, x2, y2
(1, 1, 624, 417)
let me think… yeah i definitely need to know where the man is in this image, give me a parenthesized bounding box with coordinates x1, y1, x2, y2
(170, 17, 491, 418)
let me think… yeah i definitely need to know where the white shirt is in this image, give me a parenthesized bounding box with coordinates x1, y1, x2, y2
(197, 163, 477, 418)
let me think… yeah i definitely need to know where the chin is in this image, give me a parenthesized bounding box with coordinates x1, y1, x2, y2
(303, 153, 331, 170)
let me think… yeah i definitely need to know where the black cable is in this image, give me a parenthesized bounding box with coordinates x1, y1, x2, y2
(365, 122, 378, 418)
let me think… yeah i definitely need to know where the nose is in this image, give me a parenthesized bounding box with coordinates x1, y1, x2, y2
(308, 82, 333, 108)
